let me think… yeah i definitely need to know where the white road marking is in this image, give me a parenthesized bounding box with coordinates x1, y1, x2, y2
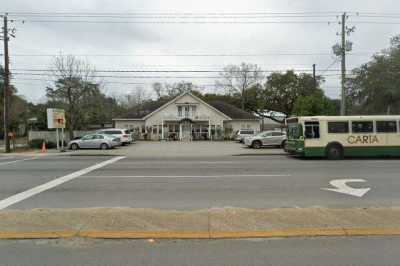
(113, 160, 281, 165)
(0, 156, 15, 161)
(0, 157, 36, 166)
(322, 179, 371, 198)
(83, 174, 291, 178)
(0, 156, 126, 210)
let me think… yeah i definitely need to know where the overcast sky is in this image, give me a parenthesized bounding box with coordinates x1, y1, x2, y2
(2, 0, 399, 102)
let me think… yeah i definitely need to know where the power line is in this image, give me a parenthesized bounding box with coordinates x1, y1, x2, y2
(10, 78, 229, 87)
(10, 11, 400, 17)
(10, 68, 345, 73)
(320, 58, 340, 75)
(12, 19, 337, 24)
(7, 52, 372, 57)
(349, 21, 400, 24)
(10, 72, 355, 79)
(5, 11, 344, 16)
(7, 14, 341, 19)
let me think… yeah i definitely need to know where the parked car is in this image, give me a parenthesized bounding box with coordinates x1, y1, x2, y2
(244, 131, 287, 149)
(68, 134, 121, 150)
(235, 129, 256, 143)
(97, 128, 133, 145)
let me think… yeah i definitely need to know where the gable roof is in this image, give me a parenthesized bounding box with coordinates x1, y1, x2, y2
(114, 91, 258, 121)
(142, 91, 231, 120)
(208, 101, 258, 120)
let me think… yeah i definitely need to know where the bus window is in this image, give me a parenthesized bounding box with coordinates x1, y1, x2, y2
(305, 122, 320, 139)
(376, 121, 397, 133)
(328, 122, 349, 134)
(352, 121, 374, 133)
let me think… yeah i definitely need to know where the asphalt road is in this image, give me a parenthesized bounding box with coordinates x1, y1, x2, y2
(0, 153, 400, 209)
(1, 237, 399, 266)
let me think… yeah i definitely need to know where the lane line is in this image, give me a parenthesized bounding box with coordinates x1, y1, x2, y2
(82, 174, 291, 179)
(0, 157, 36, 166)
(0, 156, 126, 210)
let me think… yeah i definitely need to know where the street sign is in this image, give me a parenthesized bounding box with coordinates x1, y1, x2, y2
(322, 179, 370, 197)
(47, 109, 66, 129)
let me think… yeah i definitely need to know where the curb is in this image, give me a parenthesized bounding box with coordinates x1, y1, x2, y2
(2, 228, 400, 239)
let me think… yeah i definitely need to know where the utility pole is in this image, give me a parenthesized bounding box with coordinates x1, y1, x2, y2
(312, 64, 317, 90)
(333, 12, 354, 116)
(2, 15, 11, 153)
(340, 12, 347, 116)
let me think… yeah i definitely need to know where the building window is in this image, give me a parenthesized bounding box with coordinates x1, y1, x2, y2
(191, 106, 197, 117)
(178, 106, 182, 117)
(184, 106, 189, 117)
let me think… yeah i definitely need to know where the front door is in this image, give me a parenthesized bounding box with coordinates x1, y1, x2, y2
(181, 122, 192, 141)
(261, 132, 273, 146)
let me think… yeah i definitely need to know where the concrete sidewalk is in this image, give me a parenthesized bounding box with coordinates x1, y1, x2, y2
(1, 207, 400, 239)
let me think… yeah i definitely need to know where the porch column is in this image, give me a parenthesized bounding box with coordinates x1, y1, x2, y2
(208, 120, 211, 140)
(179, 123, 182, 141)
(190, 123, 193, 141)
(199, 124, 202, 140)
(161, 120, 164, 140)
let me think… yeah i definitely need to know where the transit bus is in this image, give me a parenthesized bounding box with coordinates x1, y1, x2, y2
(285, 116, 400, 159)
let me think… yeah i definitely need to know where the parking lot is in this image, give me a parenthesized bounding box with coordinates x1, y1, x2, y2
(1, 141, 400, 210)
(65, 140, 286, 158)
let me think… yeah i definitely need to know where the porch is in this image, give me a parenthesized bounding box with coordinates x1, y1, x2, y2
(148, 118, 224, 141)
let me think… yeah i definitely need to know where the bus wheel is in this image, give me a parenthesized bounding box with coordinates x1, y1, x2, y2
(281, 140, 288, 150)
(326, 144, 343, 160)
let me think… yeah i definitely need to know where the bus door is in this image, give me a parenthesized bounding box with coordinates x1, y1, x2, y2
(304, 121, 320, 142)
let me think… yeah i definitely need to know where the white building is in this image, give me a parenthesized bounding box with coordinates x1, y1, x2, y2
(113, 91, 261, 141)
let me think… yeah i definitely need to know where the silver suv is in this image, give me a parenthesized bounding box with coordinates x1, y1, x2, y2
(244, 131, 287, 149)
(235, 129, 256, 143)
(97, 128, 133, 146)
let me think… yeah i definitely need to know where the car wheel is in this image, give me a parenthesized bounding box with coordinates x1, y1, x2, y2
(326, 144, 344, 160)
(252, 140, 262, 149)
(70, 143, 79, 150)
(100, 143, 109, 150)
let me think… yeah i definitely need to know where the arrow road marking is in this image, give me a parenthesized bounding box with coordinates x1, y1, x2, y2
(322, 179, 371, 198)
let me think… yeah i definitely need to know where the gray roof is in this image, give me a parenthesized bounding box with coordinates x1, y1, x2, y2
(207, 101, 258, 120)
(116, 98, 258, 121)
(118, 100, 169, 119)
